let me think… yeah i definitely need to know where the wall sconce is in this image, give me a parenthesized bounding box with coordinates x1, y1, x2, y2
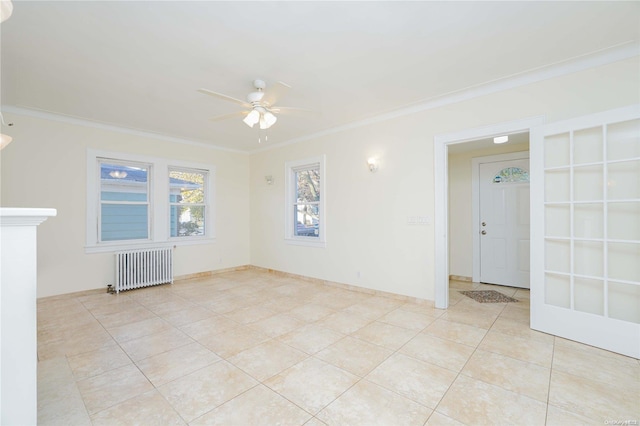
(367, 157, 379, 172)
(265, 175, 274, 185)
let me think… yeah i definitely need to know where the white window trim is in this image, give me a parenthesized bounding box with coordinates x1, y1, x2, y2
(86, 149, 216, 253)
(284, 155, 326, 248)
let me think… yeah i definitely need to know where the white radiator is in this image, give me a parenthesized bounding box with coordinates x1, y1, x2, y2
(115, 247, 173, 293)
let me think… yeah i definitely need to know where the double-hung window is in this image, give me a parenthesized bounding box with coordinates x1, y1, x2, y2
(285, 155, 326, 247)
(99, 160, 151, 242)
(169, 168, 207, 237)
(87, 149, 215, 252)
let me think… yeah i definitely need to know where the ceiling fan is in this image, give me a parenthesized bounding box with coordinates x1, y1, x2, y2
(198, 79, 306, 130)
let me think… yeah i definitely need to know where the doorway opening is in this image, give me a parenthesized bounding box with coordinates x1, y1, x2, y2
(433, 116, 544, 309)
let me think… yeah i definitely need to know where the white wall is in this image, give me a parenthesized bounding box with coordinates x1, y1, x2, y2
(448, 141, 530, 279)
(250, 57, 640, 301)
(0, 115, 250, 297)
(1, 57, 638, 301)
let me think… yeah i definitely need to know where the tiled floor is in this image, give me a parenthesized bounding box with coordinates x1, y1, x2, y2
(37, 271, 640, 425)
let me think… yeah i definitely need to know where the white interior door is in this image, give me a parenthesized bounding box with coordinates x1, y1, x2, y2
(531, 104, 640, 358)
(479, 158, 530, 288)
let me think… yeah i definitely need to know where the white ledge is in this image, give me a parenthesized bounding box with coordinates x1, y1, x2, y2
(0, 208, 57, 226)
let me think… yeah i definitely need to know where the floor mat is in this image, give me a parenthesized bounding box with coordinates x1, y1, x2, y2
(459, 290, 519, 303)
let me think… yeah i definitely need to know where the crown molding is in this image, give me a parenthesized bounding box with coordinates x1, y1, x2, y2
(252, 41, 639, 154)
(0, 105, 249, 155)
(3, 41, 637, 156)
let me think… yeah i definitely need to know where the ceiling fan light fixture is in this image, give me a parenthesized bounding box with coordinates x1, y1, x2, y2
(243, 109, 260, 127)
(260, 111, 277, 129)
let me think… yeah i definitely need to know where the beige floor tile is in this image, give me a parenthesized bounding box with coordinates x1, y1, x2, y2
(498, 303, 531, 322)
(437, 375, 547, 425)
(158, 361, 258, 422)
(198, 324, 271, 358)
(317, 379, 432, 425)
(178, 314, 240, 341)
(248, 312, 307, 337)
(545, 404, 599, 426)
(288, 302, 336, 322)
(351, 320, 418, 350)
(120, 328, 194, 361)
(317, 310, 374, 334)
(554, 336, 639, 363)
(461, 349, 550, 402)
(552, 343, 640, 389)
(379, 307, 436, 330)
(228, 339, 308, 381)
(316, 335, 393, 377)
(260, 294, 306, 313)
(106, 316, 174, 343)
(548, 370, 640, 422)
(278, 323, 346, 354)
(479, 330, 554, 368)
(94, 305, 156, 329)
(160, 305, 217, 327)
(490, 315, 554, 344)
(76, 364, 154, 414)
(144, 298, 197, 316)
(223, 305, 278, 324)
(38, 357, 91, 426)
(191, 384, 312, 425)
(366, 353, 457, 408)
(67, 345, 132, 380)
(136, 342, 221, 386)
(264, 357, 359, 415)
(424, 318, 487, 347)
(90, 389, 185, 425)
(400, 333, 475, 372)
(39, 326, 118, 360)
(398, 301, 445, 318)
(37, 273, 637, 426)
(440, 307, 499, 329)
(425, 411, 466, 425)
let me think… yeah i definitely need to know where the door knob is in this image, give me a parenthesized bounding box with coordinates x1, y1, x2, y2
(481, 230, 487, 235)
(482, 222, 486, 226)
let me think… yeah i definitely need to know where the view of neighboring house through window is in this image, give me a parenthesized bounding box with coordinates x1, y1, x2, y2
(285, 155, 325, 247)
(169, 168, 207, 237)
(99, 161, 150, 242)
(88, 150, 215, 252)
(294, 166, 320, 238)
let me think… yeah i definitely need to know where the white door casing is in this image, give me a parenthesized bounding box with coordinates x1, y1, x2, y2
(478, 156, 530, 288)
(434, 115, 544, 309)
(530, 104, 640, 358)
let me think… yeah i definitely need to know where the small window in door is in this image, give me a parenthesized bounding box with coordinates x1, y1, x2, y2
(493, 167, 529, 183)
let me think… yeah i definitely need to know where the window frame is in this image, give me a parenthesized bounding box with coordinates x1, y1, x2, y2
(168, 166, 208, 239)
(86, 149, 215, 253)
(284, 155, 326, 248)
(98, 158, 152, 244)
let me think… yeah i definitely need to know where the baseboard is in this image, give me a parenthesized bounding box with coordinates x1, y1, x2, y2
(249, 265, 434, 307)
(449, 274, 472, 282)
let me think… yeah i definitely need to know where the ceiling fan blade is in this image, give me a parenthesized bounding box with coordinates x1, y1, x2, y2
(209, 111, 247, 122)
(263, 81, 291, 106)
(198, 88, 251, 108)
(270, 106, 316, 115)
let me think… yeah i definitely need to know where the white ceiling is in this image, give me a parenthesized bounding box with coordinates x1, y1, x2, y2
(2, 1, 639, 152)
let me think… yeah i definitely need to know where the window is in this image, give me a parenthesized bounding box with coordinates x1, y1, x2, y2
(169, 168, 207, 237)
(100, 160, 150, 241)
(285, 155, 326, 247)
(87, 150, 215, 252)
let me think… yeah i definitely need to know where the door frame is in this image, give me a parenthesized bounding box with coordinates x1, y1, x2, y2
(472, 151, 530, 284)
(433, 115, 544, 309)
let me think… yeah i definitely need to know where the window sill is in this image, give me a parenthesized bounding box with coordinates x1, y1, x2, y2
(284, 238, 327, 248)
(85, 237, 216, 254)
